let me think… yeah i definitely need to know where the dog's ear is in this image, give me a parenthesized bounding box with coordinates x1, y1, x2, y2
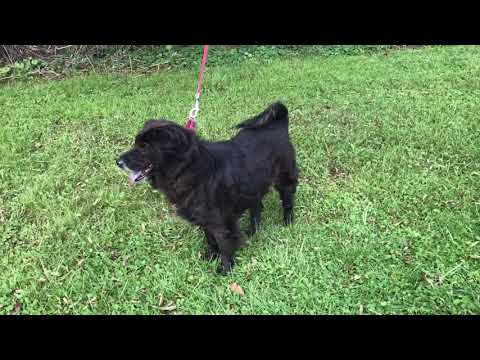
(136, 123, 190, 151)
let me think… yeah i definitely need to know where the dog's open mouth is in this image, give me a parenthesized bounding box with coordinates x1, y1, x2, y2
(128, 165, 152, 186)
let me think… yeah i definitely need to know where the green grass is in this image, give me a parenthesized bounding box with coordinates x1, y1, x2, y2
(1, 46, 479, 314)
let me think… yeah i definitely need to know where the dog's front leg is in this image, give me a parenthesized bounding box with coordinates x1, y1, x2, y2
(201, 230, 219, 261)
(208, 223, 242, 274)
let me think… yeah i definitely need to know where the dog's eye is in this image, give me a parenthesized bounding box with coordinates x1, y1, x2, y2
(137, 142, 149, 150)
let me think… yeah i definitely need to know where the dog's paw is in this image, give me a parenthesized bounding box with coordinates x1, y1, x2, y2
(284, 210, 294, 226)
(216, 256, 236, 275)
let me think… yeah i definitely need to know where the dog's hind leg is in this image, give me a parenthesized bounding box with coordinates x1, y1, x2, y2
(276, 184, 296, 226)
(247, 201, 264, 237)
(275, 168, 299, 226)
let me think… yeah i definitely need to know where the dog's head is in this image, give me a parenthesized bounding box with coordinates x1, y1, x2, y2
(116, 119, 194, 185)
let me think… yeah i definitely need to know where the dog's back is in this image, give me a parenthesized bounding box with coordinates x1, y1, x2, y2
(235, 101, 289, 131)
(203, 102, 291, 159)
(202, 102, 297, 217)
(234, 101, 298, 226)
(233, 101, 296, 175)
(232, 101, 292, 159)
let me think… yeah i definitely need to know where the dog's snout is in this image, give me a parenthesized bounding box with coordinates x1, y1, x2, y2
(116, 159, 125, 169)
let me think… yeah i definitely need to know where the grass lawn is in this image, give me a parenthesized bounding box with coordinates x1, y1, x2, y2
(1, 45, 479, 314)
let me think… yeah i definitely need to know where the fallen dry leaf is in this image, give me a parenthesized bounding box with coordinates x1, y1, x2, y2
(403, 255, 413, 265)
(159, 302, 176, 311)
(87, 297, 97, 306)
(421, 273, 436, 287)
(10, 301, 21, 315)
(229, 283, 245, 296)
(0, 207, 5, 223)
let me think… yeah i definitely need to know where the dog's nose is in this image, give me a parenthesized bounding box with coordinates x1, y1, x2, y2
(116, 159, 125, 169)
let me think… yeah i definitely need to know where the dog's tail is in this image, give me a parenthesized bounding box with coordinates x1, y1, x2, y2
(235, 102, 288, 130)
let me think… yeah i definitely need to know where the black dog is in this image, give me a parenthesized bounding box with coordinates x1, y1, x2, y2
(116, 102, 298, 274)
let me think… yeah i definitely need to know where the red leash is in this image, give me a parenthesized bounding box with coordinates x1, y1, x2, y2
(185, 45, 209, 131)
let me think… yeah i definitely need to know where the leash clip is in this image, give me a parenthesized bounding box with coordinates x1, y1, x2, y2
(189, 99, 200, 119)
(186, 95, 200, 130)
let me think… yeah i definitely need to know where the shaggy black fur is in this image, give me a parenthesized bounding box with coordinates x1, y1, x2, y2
(116, 102, 299, 274)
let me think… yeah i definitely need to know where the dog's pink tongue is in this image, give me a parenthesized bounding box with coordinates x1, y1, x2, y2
(128, 172, 140, 186)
